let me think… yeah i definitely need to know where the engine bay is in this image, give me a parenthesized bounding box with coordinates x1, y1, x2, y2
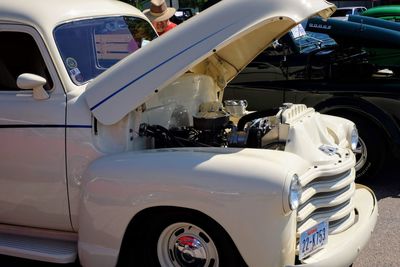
(139, 100, 292, 150)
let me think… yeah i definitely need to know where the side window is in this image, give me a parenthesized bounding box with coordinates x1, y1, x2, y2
(357, 8, 366, 15)
(0, 31, 53, 91)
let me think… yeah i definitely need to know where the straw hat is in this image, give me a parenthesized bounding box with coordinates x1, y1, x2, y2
(143, 0, 176, 22)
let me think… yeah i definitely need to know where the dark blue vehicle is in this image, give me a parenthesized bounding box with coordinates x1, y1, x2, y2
(306, 15, 400, 74)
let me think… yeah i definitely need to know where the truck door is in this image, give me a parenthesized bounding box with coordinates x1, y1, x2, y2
(0, 25, 71, 230)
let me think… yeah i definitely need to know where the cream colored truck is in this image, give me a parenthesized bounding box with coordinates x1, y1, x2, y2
(0, 0, 377, 266)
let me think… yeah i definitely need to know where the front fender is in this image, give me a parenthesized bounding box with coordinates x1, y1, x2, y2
(77, 147, 309, 267)
(314, 96, 400, 147)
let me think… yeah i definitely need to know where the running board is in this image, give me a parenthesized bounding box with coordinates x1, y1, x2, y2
(0, 233, 77, 263)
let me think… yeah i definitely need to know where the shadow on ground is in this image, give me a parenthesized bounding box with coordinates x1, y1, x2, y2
(0, 255, 79, 266)
(360, 155, 400, 200)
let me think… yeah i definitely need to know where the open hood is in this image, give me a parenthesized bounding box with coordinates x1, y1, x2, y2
(85, 0, 335, 125)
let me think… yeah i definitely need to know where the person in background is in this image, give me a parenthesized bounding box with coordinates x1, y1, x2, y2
(143, 0, 177, 35)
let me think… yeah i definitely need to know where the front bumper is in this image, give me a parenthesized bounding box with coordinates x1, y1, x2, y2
(286, 184, 378, 267)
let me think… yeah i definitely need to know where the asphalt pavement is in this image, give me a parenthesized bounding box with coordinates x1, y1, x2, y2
(353, 156, 400, 267)
(1, 158, 399, 267)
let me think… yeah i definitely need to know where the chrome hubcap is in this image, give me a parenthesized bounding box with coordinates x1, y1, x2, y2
(175, 235, 206, 265)
(354, 137, 367, 172)
(157, 223, 218, 267)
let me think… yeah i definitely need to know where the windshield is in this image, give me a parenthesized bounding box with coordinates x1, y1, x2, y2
(292, 32, 336, 53)
(331, 9, 353, 17)
(54, 16, 157, 85)
(291, 21, 336, 53)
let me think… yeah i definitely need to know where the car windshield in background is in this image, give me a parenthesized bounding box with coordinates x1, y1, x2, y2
(332, 9, 352, 17)
(54, 16, 157, 85)
(290, 23, 336, 54)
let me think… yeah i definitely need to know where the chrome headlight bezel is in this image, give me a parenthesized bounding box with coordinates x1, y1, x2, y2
(289, 174, 301, 211)
(283, 173, 302, 214)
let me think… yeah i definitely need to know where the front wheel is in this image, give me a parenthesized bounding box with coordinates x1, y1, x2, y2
(157, 222, 219, 267)
(120, 210, 245, 267)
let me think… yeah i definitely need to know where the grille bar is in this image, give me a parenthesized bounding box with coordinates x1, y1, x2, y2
(297, 183, 355, 221)
(329, 210, 356, 234)
(297, 198, 354, 235)
(300, 169, 354, 204)
(297, 165, 356, 236)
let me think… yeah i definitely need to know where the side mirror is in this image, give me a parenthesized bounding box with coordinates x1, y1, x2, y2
(17, 73, 49, 100)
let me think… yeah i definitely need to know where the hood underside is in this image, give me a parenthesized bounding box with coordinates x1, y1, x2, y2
(85, 0, 335, 125)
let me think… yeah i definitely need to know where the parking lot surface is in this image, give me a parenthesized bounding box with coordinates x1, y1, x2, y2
(0, 159, 399, 267)
(353, 157, 400, 267)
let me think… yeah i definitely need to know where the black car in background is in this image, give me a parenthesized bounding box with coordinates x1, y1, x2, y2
(224, 17, 400, 181)
(170, 8, 194, 25)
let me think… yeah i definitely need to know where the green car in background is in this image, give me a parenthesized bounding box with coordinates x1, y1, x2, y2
(362, 5, 400, 22)
(286, 14, 400, 76)
(361, 6, 400, 74)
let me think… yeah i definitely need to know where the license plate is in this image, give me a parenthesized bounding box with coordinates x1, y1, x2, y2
(299, 221, 328, 260)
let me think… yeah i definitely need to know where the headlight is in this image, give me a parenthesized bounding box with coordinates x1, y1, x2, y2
(350, 127, 359, 151)
(289, 174, 301, 210)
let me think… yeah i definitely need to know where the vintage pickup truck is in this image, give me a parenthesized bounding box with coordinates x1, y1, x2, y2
(0, 0, 377, 266)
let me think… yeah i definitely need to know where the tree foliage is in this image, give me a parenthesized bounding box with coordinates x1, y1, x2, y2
(118, 0, 149, 10)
